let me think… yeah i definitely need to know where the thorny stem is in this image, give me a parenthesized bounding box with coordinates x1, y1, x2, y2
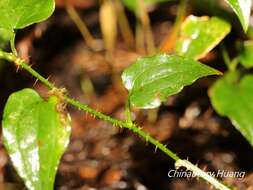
(0, 50, 231, 190)
(175, 160, 230, 190)
(0, 50, 179, 161)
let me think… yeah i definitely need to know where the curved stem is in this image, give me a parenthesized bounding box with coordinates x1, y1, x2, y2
(220, 44, 231, 70)
(66, 96, 180, 161)
(220, 44, 238, 72)
(175, 160, 230, 190)
(125, 98, 133, 123)
(0, 50, 231, 190)
(0, 50, 179, 161)
(10, 32, 18, 56)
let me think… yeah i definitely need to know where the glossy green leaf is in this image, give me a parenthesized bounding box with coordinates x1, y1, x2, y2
(0, 28, 13, 70)
(122, 0, 170, 11)
(0, 0, 55, 30)
(224, 0, 251, 32)
(0, 28, 13, 44)
(2, 89, 71, 190)
(210, 72, 253, 147)
(176, 16, 231, 60)
(239, 40, 253, 69)
(122, 54, 221, 109)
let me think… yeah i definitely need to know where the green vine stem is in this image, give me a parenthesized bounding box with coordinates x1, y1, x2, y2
(0, 50, 231, 190)
(220, 44, 239, 72)
(124, 98, 133, 124)
(10, 33, 18, 56)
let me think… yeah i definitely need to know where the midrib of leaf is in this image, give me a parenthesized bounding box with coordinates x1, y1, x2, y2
(133, 68, 181, 89)
(129, 56, 184, 89)
(126, 61, 162, 90)
(132, 71, 185, 92)
(132, 64, 212, 91)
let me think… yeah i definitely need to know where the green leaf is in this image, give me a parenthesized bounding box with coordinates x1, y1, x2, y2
(0, 28, 12, 70)
(2, 89, 71, 190)
(0, 28, 13, 49)
(224, 0, 251, 32)
(246, 26, 253, 39)
(122, 54, 221, 109)
(176, 15, 231, 60)
(209, 72, 253, 147)
(0, 28, 13, 42)
(0, 28, 15, 53)
(123, 0, 170, 11)
(0, 0, 55, 30)
(239, 40, 253, 69)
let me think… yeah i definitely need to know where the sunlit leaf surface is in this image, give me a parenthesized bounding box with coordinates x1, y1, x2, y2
(2, 89, 71, 190)
(122, 54, 221, 109)
(176, 16, 231, 60)
(0, 0, 55, 30)
(224, 0, 251, 32)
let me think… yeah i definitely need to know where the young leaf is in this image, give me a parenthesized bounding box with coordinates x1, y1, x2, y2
(0, 0, 55, 30)
(2, 88, 71, 190)
(209, 72, 253, 147)
(176, 16, 231, 60)
(239, 40, 253, 69)
(224, 0, 251, 32)
(122, 54, 221, 109)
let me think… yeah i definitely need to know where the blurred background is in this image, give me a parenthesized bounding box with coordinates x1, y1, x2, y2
(0, 0, 253, 189)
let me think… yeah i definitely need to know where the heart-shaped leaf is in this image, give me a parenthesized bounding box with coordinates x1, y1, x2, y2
(0, 0, 55, 30)
(2, 89, 71, 190)
(122, 54, 221, 109)
(209, 72, 253, 147)
(176, 16, 231, 60)
(224, 0, 251, 32)
(239, 40, 253, 69)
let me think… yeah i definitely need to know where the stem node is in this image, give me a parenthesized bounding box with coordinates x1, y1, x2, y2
(0, 50, 232, 190)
